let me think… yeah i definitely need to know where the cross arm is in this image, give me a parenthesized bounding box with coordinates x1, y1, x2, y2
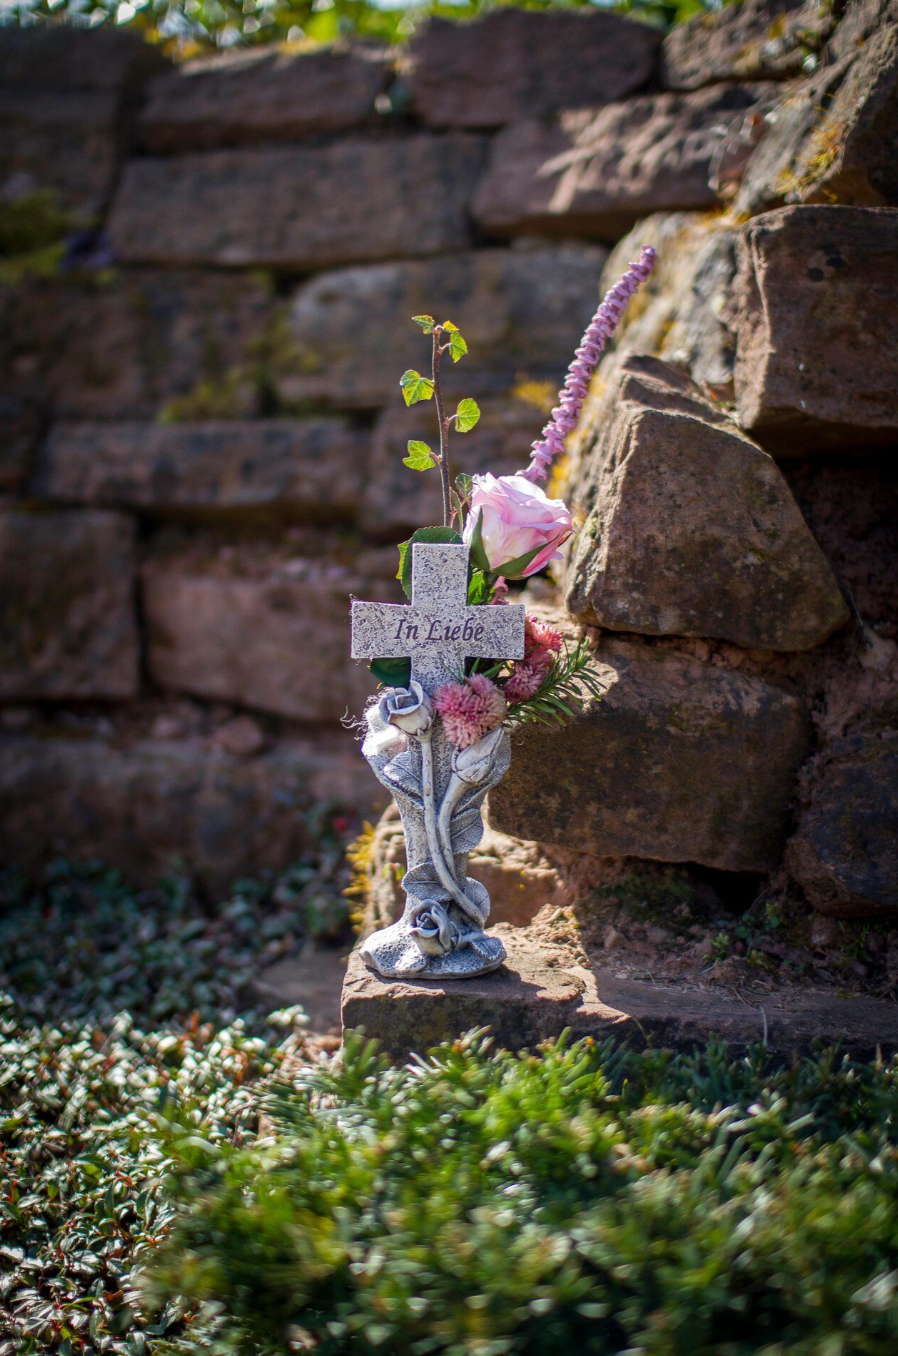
(350, 600, 415, 659)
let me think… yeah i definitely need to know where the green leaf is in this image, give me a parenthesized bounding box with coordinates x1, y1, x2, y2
(411, 315, 435, 332)
(453, 397, 480, 433)
(441, 320, 458, 332)
(449, 330, 468, 363)
(400, 370, 434, 406)
(494, 543, 545, 579)
(455, 472, 473, 501)
(467, 508, 491, 574)
(370, 656, 411, 688)
(403, 440, 436, 471)
(397, 526, 463, 598)
(466, 568, 490, 605)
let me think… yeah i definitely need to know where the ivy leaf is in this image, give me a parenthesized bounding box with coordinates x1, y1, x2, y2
(370, 656, 411, 688)
(450, 487, 465, 529)
(403, 440, 436, 471)
(400, 370, 434, 406)
(441, 320, 458, 332)
(396, 526, 464, 599)
(449, 330, 468, 363)
(467, 508, 491, 574)
(456, 472, 473, 501)
(412, 315, 435, 332)
(453, 398, 480, 433)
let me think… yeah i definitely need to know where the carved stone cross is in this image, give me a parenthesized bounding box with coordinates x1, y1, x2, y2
(351, 542, 525, 692)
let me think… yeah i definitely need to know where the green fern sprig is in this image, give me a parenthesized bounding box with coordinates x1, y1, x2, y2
(506, 637, 605, 727)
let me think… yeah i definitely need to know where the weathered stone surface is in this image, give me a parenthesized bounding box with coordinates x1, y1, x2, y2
(0, 89, 121, 217)
(140, 45, 389, 151)
(1, 270, 271, 421)
(488, 638, 811, 872)
(733, 205, 898, 450)
(0, 509, 139, 701)
(406, 10, 660, 128)
(787, 719, 898, 918)
(35, 419, 367, 520)
(827, 0, 898, 61)
(0, 728, 384, 891)
(276, 245, 606, 410)
(565, 357, 849, 651)
(736, 25, 898, 215)
(362, 395, 538, 539)
(108, 136, 485, 269)
(473, 85, 768, 241)
(661, 0, 834, 91)
(142, 544, 399, 724)
(360, 804, 568, 937)
(0, 27, 167, 93)
(0, 395, 39, 492)
(342, 929, 898, 1060)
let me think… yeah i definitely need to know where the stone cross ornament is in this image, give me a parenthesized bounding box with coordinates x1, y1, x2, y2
(351, 542, 524, 979)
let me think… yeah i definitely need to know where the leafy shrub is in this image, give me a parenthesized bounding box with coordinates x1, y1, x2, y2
(148, 1032, 898, 1356)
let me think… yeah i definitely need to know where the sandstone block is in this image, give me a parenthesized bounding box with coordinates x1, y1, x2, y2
(488, 639, 810, 872)
(140, 45, 389, 151)
(736, 25, 898, 215)
(565, 357, 849, 651)
(108, 136, 485, 269)
(362, 396, 539, 539)
(276, 245, 606, 410)
(0, 270, 270, 421)
(826, 0, 898, 61)
(0, 394, 39, 492)
(0, 509, 139, 701)
(360, 804, 568, 937)
(786, 720, 898, 918)
(406, 10, 660, 128)
(342, 929, 898, 1060)
(0, 88, 123, 217)
(142, 544, 400, 724)
(0, 728, 384, 891)
(0, 27, 167, 93)
(733, 205, 898, 450)
(473, 85, 768, 241)
(662, 0, 834, 91)
(35, 419, 367, 520)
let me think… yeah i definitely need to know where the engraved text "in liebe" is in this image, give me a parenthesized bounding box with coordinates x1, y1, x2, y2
(393, 617, 486, 643)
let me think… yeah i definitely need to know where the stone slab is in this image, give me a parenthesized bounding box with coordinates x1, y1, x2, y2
(405, 9, 660, 128)
(140, 46, 389, 151)
(250, 942, 348, 1033)
(0, 728, 385, 892)
(488, 636, 811, 873)
(1, 270, 270, 421)
(564, 357, 849, 651)
(342, 930, 898, 1061)
(733, 205, 898, 450)
(108, 136, 485, 269)
(142, 544, 400, 725)
(661, 0, 834, 91)
(0, 508, 139, 701)
(276, 245, 606, 410)
(0, 89, 121, 217)
(35, 419, 367, 520)
(473, 85, 768, 241)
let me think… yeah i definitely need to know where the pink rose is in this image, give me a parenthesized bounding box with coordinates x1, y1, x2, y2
(463, 473, 572, 578)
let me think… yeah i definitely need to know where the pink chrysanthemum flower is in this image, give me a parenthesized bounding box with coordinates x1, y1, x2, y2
(522, 245, 657, 483)
(525, 616, 563, 658)
(433, 673, 507, 749)
(503, 650, 554, 703)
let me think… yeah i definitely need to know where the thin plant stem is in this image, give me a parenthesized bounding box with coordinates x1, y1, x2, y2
(431, 328, 452, 527)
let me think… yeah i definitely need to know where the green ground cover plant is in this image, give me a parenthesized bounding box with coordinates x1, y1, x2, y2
(2, 859, 898, 1356)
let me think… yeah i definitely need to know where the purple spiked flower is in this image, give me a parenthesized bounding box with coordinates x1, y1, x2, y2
(521, 244, 658, 483)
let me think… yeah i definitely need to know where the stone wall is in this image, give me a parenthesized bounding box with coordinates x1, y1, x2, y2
(1, 2, 896, 910)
